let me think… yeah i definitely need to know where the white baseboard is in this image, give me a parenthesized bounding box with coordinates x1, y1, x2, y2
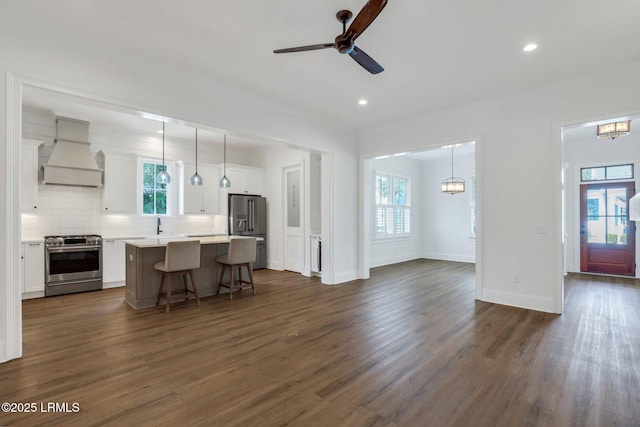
(480, 288, 556, 313)
(103, 281, 125, 289)
(422, 252, 476, 263)
(267, 261, 284, 271)
(370, 253, 421, 268)
(21, 290, 44, 300)
(330, 269, 358, 285)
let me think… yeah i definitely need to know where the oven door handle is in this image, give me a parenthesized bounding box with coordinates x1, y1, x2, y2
(47, 278, 102, 287)
(46, 245, 101, 252)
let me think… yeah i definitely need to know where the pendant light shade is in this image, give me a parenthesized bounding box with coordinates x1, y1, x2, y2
(156, 122, 171, 184)
(441, 146, 465, 195)
(596, 120, 631, 140)
(219, 134, 231, 188)
(190, 128, 203, 186)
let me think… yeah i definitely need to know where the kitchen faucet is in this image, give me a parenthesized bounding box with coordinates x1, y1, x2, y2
(157, 217, 162, 235)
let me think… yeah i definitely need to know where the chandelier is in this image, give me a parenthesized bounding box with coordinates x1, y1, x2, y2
(441, 145, 465, 195)
(596, 120, 631, 140)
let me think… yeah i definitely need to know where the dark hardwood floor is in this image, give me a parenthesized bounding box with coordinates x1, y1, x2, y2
(1, 260, 639, 426)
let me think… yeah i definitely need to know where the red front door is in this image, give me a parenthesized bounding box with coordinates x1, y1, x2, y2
(580, 182, 636, 276)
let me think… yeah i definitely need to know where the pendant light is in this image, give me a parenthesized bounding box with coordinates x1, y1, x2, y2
(190, 128, 203, 186)
(441, 145, 465, 195)
(219, 134, 231, 188)
(156, 122, 171, 184)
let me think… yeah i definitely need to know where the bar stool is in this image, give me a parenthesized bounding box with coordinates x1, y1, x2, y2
(215, 237, 257, 300)
(154, 240, 201, 312)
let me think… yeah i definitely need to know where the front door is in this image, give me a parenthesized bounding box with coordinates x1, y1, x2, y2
(580, 182, 636, 276)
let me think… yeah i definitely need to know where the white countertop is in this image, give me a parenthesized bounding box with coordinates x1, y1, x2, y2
(125, 235, 261, 248)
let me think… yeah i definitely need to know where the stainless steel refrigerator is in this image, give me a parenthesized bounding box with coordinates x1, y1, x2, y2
(228, 194, 267, 269)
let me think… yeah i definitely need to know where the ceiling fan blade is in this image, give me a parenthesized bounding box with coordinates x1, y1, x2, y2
(274, 43, 334, 54)
(349, 46, 384, 74)
(344, 0, 388, 42)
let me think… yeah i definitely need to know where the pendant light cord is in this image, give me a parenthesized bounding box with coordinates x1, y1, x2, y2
(195, 128, 198, 173)
(450, 146, 454, 179)
(224, 134, 227, 175)
(162, 122, 166, 167)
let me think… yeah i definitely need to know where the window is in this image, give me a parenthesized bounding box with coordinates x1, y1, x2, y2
(141, 160, 171, 215)
(375, 173, 410, 236)
(581, 164, 633, 182)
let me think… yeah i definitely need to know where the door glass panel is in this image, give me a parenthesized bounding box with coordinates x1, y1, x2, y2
(607, 188, 627, 212)
(607, 217, 628, 244)
(286, 170, 300, 228)
(587, 189, 605, 216)
(587, 216, 606, 243)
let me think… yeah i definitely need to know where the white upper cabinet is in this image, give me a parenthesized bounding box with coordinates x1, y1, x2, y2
(21, 139, 42, 212)
(182, 163, 220, 214)
(224, 165, 263, 195)
(103, 154, 137, 213)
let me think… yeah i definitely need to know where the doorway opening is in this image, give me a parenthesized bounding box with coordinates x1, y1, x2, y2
(580, 181, 636, 276)
(362, 141, 478, 294)
(562, 115, 640, 280)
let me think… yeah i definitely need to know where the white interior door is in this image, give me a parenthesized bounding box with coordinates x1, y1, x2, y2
(284, 164, 303, 273)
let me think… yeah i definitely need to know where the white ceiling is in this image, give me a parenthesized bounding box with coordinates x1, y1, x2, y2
(21, 86, 278, 150)
(4, 1, 640, 133)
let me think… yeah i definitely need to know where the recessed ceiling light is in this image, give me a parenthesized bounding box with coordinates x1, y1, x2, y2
(358, 99, 368, 105)
(523, 43, 538, 52)
(157, 130, 164, 134)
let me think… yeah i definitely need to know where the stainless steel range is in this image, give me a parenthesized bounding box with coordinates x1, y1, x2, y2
(44, 234, 103, 296)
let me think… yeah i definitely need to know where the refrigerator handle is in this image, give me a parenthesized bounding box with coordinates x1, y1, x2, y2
(249, 199, 254, 232)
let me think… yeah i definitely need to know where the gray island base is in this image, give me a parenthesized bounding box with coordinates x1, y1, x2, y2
(124, 236, 253, 309)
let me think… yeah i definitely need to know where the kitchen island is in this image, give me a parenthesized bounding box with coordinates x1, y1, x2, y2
(124, 236, 248, 309)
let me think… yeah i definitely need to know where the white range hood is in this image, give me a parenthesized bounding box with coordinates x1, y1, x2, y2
(42, 117, 103, 187)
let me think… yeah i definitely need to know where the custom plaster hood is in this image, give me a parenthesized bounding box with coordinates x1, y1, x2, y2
(42, 117, 103, 187)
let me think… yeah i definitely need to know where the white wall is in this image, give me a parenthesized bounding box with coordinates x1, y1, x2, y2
(422, 152, 476, 263)
(359, 60, 640, 314)
(563, 129, 640, 275)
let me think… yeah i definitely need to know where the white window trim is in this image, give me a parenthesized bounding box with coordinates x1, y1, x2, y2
(374, 171, 411, 239)
(138, 157, 174, 216)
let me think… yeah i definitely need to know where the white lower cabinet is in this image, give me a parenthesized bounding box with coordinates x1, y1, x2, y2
(21, 242, 45, 298)
(103, 239, 126, 285)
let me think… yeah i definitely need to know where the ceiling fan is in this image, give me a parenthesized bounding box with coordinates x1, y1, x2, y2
(273, 0, 388, 74)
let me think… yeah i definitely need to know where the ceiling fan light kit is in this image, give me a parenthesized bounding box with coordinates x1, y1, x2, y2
(273, 0, 388, 74)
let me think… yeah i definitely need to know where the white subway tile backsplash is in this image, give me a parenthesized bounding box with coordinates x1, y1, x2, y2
(21, 184, 220, 240)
